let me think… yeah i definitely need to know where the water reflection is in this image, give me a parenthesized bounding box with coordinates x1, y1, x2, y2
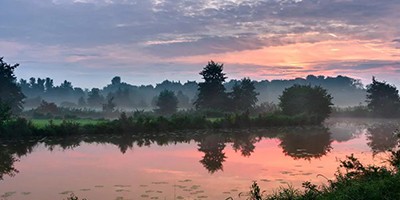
(0, 121, 399, 180)
(0, 147, 19, 180)
(279, 127, 333, 160)
(198, 135, 227, 173)
(0, 140, 36, 180)
(231, 132, 260, 157)
(366, 123, 399, 154)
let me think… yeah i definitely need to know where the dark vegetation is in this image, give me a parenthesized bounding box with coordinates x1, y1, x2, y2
(0, 57, 25, 115)
(366, 77, 400, 118)
(279, 85, 333, 124)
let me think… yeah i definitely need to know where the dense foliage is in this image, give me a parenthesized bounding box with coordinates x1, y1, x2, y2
(279, 85, 333, 124)
(229, 78, 259, 112)
(366, 77, 400, 118)
(0, 57, 25, 114)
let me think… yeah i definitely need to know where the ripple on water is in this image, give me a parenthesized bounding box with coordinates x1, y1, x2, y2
(1, 191, 16, 198)
(59, 191, 73, 195)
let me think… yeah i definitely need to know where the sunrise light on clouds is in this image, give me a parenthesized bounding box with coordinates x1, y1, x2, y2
(0, 0, 399, 87)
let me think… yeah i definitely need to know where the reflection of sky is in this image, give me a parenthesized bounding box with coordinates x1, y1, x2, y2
(0, 0, 399, 88)
(0, 132, 390, 199)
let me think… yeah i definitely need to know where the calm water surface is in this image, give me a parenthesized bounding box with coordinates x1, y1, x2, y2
(0, 118, 399, 200)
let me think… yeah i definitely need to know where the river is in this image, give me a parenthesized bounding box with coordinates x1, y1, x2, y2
(0, 118, 399, 200)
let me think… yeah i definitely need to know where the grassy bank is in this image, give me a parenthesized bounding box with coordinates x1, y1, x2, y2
(31, 119, 107, 128)
(0, 112, 323, 139)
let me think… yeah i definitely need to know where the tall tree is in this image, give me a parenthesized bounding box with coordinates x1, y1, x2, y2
(0, 57, 25, 114)
(229, 78, 259, 112)
(155, 90, 178, 115)
(366, 77, 400, 117)
(279, 85, 333, 124)
(194, 61, 228, 110)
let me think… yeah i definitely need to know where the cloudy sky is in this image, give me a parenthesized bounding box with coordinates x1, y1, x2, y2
(1, 0, 399, 88)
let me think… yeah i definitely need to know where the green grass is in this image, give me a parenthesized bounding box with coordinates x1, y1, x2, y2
(206, 117, 222, 122)
(31, 119, 107, 128)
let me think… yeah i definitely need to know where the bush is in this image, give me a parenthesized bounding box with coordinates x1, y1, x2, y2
(279, 85, 333, 124)
(0, 118, 36, 138)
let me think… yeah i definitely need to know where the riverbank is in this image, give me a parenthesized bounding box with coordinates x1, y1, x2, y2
(0, 112, 324, 139)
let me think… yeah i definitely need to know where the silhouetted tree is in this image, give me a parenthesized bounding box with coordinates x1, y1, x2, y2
(0, 57, 25, 114)
(60, 80, 73, 90)
(366, 77, 400, 117)
(45, 77, 54, 91)
(87, 88, 104, 107)
(194, 61, 228, 110)
(229, 78, 259, 112)
(111, 76, 122, 85)
(155, 90, 178, 115)
(279, 85, 333, 123)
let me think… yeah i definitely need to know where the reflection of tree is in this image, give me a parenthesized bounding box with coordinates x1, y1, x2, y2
(0, 147, 19, 180)
(279, 127, 332, 160)
(115, 136, 135, 154)
(231, 133, 260, 157)
(198, 135, 226, 173)
(367, 123, 399, 154)
(329, 123, 363, 143)
(45, 136, 81, 151)
(0, 141, 36, 180)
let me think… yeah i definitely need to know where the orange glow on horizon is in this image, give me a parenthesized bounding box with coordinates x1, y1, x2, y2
(169, 38, 399, 80)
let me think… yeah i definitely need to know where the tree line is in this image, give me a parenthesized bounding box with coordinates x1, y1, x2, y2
(1, 57, 400, 123)
(15, 65, 367, 111)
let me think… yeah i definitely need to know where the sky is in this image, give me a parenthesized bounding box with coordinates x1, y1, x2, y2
(0, 0, 399, 88)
